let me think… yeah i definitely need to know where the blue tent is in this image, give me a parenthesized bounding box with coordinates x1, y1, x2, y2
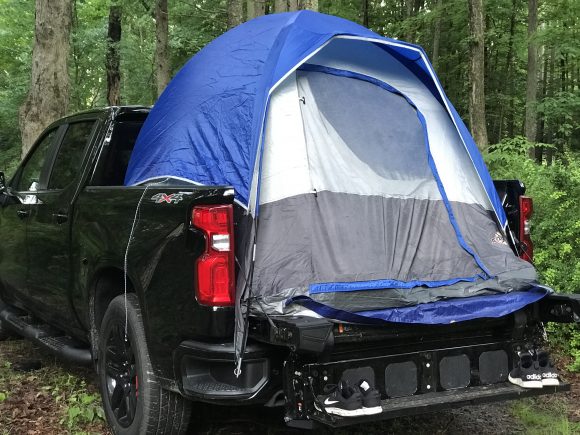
(125, 11, 504, 221)
(125, 11, 547, 363)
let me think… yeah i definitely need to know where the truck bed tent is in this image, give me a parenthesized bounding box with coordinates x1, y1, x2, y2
(125, 11, 548, 362)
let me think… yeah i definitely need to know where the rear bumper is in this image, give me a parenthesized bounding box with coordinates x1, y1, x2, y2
(309, 382, 570, 428)
(173, 339, 283, 404)
(283, 336, 570, 429)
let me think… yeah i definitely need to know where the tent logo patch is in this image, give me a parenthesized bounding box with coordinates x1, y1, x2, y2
(491, 231, 508, 246)
(151, 193, 184, 204)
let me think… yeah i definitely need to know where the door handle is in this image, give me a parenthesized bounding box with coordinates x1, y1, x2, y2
(53, 211, 68, 224)
(16, 209, 30, 219)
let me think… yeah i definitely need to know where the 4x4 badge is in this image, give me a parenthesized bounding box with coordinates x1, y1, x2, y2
(151, 193, 184, 204)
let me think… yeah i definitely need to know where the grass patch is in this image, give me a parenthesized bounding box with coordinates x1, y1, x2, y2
(512, 397, 580, 435)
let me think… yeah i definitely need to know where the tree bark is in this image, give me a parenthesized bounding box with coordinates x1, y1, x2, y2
(246, 0, 254, 19)
(247, 0, 266, 19)
(431, 0, 442, 69)
(154, 0, 170, 98)
(546, 46, 555, 165)
(288, 0, 299, 12)
(255, 0, 266, 16)
(300, 0, 318, 10)
(106, 5, 122, 106)
(496, 0, 517, 141)
(468, 0, 488, 150)
(274, 0, 287, 13)
(228, 0, 244, 27)
(361, 0, 369, 27)
(406, 0, 414, 41)
(525, 0, 538, 158)
(19, 0, 72, 158)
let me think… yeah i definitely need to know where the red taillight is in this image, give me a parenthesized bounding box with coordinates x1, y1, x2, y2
(518, 196, 533, 262)
(192, 205, 235, 306)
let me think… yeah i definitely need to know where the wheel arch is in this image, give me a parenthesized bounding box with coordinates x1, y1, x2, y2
(88, 266, 137, 362)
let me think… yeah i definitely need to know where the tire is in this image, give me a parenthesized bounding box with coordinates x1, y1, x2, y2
(97, 294, 192, 435)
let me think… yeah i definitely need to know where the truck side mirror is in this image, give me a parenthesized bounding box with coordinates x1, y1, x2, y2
(0, 172, 6, 193)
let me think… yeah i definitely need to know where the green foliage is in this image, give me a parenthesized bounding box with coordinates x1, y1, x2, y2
(486, 138, 580, 369)
(0, 343, 106, 432)
(0, 0, 34, 170)
(43, 375, 105, 429)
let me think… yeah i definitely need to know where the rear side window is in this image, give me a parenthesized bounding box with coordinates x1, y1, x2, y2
(48, 121, 95, 190)
(91, 117, 145, 186)
(17, 129, 58, 191)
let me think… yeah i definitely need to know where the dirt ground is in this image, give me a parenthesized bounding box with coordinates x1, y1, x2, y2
(0, 338, 578, 435)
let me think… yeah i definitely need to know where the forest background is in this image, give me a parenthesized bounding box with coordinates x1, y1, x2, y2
(0, 0, 578, 367)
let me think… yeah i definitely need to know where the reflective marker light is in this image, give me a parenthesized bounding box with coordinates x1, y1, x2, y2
(192, 205, 235, 306)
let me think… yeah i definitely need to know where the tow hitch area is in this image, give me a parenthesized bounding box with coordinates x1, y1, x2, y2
(283, 340, 570, 429)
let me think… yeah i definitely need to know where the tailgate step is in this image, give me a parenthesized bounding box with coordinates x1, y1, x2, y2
(0, 304, 91, 365)
(310, 382, 570, 428)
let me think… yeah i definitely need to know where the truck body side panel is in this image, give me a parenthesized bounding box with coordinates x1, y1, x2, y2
(73, 186, 235, 380)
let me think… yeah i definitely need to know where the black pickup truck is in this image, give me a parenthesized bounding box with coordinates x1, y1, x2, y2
(0, 106, 578, 434)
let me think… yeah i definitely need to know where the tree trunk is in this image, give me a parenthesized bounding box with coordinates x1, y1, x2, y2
(246, 0, 254, 19)
(154, 0, 170, 98)
(247, 0, 266, 19)
(300, 0, 318, 10)
(106, 5, 122, 106)
(468, 0, 488, 150)
(255, 0, 266, 16)
(496, 0, 517, 141)
(274, 0, 287, 13)
(228, 0, 244, 27)
(546, 46, 555, 165)
(19, 0, 72, 158)
(288, 0, 299, 12)
(525, 0, 538, 158)
(361, 0, 369, 27)
(536, 44, 547, 165)
(431, 0, 442, 69)
(406, 0, 414, 41)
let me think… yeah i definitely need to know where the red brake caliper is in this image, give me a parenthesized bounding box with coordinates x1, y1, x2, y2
(135, 375, 139, 398)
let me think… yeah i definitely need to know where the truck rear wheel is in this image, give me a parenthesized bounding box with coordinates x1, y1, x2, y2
(97, 294, 192, 434)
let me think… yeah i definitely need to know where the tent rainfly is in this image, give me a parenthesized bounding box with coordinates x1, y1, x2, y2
(125, 11, 549, 365)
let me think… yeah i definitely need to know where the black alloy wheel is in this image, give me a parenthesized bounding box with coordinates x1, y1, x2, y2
(98, 294, 192, 434)
(103, 323, 139, 428)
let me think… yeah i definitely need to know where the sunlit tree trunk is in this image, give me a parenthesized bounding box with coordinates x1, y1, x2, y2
(19, 0, 72, 157)
(288, 0, 299, 12)
(106, 5, 121, 106)
(525, 0, 538, 158)
(468, 0, 488, 150)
